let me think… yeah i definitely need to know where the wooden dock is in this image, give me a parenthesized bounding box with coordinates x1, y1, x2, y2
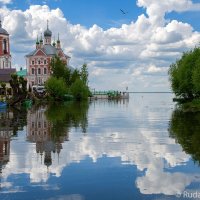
(91, 91, 129, 100)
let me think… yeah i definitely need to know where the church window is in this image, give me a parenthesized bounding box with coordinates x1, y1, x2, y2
(44, 60, 47, 64)
(32, 68, 35, 75)
(38, 68, 41, 74)
(3, 39, 7, 54)
(38, 60, 41, 65)
(44, 68, 47, 74)
(32, 61, 34, 65)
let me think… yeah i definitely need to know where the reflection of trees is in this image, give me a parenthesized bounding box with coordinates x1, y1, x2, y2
(0, 107, 27, 188)
(169, 109, 200, 164)
(0, 107, 27, 136)
(11, 108, 27, 136)
(26, 102, 89, 168)
(45, 101, 89, 136)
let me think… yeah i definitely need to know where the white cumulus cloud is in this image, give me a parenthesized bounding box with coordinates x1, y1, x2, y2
(0, 0, 12, 4)
(0, 1, 200, 91)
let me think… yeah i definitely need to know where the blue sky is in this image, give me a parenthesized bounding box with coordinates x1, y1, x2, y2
(6, 0, 200, 30)
(8, 0, 144, 29)
(1, 0, 200, 91)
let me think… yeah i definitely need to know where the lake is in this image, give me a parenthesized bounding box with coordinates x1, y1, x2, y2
(0, 93, 200, 200)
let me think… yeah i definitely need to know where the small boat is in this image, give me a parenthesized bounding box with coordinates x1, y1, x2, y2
(0, 101, 7, 109)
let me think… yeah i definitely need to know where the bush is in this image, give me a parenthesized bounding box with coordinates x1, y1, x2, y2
(45, 77, 67, 100)
(70, 79, 89, 101)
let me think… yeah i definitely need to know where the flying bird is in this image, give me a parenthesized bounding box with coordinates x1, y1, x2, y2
(120, 9, 128, 14)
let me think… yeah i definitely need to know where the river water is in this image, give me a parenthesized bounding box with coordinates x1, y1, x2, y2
(0, 93, 200, 200)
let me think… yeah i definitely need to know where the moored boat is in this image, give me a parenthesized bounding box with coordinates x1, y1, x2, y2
(0, 101, 7, 109)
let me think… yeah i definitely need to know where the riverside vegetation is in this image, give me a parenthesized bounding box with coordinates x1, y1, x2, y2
(46, 56, 90, 101)
(0, 56, 90, 106)
(169, 46, 200, 112)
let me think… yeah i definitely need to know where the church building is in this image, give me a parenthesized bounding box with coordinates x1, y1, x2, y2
(0, 18, 16, 89)
(0, 19, 11, 69)
(26, 22, 71, 88)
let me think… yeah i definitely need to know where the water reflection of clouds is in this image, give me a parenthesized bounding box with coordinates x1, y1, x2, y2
(45, 194, 85, 200)
(0, 94, 199, 196)
(137, 166, 200, 195)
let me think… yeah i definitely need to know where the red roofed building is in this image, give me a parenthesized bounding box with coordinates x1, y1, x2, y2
(26, 22, 71, 88)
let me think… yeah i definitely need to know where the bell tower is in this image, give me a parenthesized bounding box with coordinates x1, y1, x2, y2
(0, 19, 11, 69)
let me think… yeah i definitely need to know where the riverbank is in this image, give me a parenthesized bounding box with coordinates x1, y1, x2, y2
(174, 98, 200, 112)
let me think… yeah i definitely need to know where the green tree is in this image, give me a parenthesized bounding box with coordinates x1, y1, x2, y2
(48, 56, 90, 101)
(9, 74, 19, 96)
(0, 82, 6, 96)
(70, 69, 80, 85)
(192, 63, 200, 96)
(70, 79, 89, 101)
(50, 56, 67, 79)
(64, 67, 72, 86)
(45, 77, 67, 100)
(80, 63, 89, 85)
(169, 47, 200, 99)
(8, 74, 28, 106)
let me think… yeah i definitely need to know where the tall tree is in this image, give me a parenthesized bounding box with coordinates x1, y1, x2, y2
(169, 47, 200, 99)
(70, 69, 80, 85)
(80, 63, 89, 86)
(50, 56, 67, 79)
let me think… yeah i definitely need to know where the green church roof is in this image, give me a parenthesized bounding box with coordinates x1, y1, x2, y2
(17, 69, 27, 77)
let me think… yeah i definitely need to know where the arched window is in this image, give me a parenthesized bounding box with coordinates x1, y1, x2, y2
(3, 39, 7, 54)
(44, 68, 47, 74)
(32, 68, 35, 75)
(38, 60, 41, 65)
(38, 68, 41, 74)
(44, 60, 47, 65)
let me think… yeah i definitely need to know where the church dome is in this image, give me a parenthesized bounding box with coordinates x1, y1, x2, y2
(44, 28, 52, 37)
(0, 20, 9, 35)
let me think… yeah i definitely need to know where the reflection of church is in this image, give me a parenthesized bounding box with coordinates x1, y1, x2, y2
(26, 106, 69, 167)
(0, 111, 13, 182)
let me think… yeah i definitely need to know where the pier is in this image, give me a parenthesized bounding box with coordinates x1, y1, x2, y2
(91, 90, 129, 100)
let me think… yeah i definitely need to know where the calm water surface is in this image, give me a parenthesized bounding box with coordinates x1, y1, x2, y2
(0, 93, 200, 200)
